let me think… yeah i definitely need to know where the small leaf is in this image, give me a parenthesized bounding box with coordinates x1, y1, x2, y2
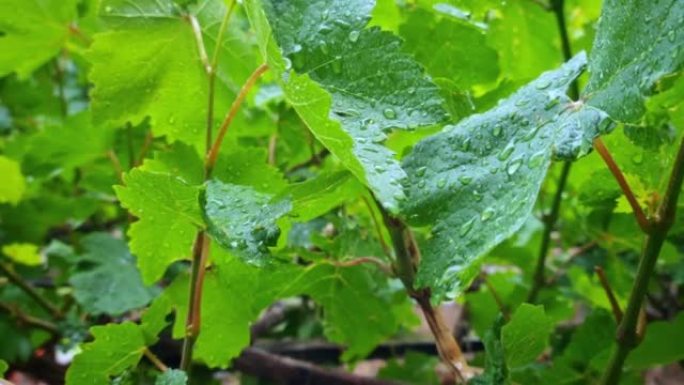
(0, 359, 7, 377)
(203, 180, 291, 265)
(66, 323, 146, 385)
(69, 233, 155, 316)
(115, 169, 203, 284)
(501, 304, 553, 369)
(1, 243, 42, 266)
(0, 156, 25, 205)
(628, 311, 684, 369)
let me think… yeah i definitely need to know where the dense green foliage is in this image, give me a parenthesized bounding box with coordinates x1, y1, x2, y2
(0, 0, 683, 384)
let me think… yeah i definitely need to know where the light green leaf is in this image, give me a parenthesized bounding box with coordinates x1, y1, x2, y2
(65, 323, 146, 385)
(244, 0, 448, 212)
(115, 169, 203, 284)
(487, 0, 560, 81)
(0, 0, 77, 78)
(69, 233, 155, 316)
(155, 369, 187, 385)
(501, 304, 553, 369)
(1, 243, 42, 266)
(401, 53, 608, 294)
(0, 359, 7, 377)
(203, 180, 291, 265)
(283, 170, 362, 222)
(88, 0, 210, 150)
(584, 0, 684, 123)
(0, 156, 25, 205)
(399, 8, 499, 90)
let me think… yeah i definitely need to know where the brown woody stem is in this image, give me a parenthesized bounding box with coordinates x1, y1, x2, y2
(593, 137, 652, 233)
(599, 136, 684, 385)
(205, 63, 268, 177)
(595, 266, 623, 322)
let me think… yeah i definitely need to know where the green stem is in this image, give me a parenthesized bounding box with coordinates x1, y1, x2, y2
(527, 0, 577, 302)
(528, 161, 571, 302)
(599, 136, 684, 385)
(0, 262, 63, 320)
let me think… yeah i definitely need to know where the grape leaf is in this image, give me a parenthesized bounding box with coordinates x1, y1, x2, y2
(584, 0, 684, 123)
(399, 8, 499, 90)
(69, 233, 155, 316)
(168, 252, 407, 366)
(0, 156, 25, 205)
(203, 180, 291, 265)
(470, 315, 510, 385)
(156, 370, 188, 385)
(401, 53, 608, 294)
(501, 304, 552, 369)
(1, 243, 42, 266)
(244, 0, 448, 212)
(65, 322, 147, 385)
(115, 169, 204, 284)
(282, 170, 363, 222)
(65, 303, 172, 385)
(0, 0, 77, 78)
(89, 0, 211, 150)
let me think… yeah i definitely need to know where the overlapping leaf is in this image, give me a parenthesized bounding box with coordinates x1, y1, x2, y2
(402, 53, 608, 294)
(584, 0, 684, 123)
(69, 233, 155, 316)
(0, 0, 77, 78)
(115, 169, 203, 284)
(244, 0, 448, 212)
(203, 180, 291, 265)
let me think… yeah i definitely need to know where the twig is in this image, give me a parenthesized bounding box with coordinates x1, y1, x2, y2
(135, 131, 154, 166)
(205, 64, 269, 177)
(377, 204, 470, 382)
(483, 276, 509, 320)
(594, 266, 623, 322)
(107, 150, 124, 183)
(187, 14, 211, 75)
(528, 161, 571, 302)
(593, 137, 652, 233)
(180, 232, 210, 371)
(599, 136, 684, 385)
(0, 302, 59, 333)
(287, 148, 330, 173)
(331, 257, 394, 277)
(144, 348, 168, 372)
(528, 0, 578, 303)
(268, 134, 277, 165)
(0, 262, 63, 320)
(234, 347, 408, 385)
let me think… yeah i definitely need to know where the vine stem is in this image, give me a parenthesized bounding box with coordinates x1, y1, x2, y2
(0, 301, 59, 333)
(377, 205, 469, 382)
(599, 136, 684, 385)
(205, 63, 269, 177)
(527, 0, 577, 302)
(0, 262, 63, 320)
(593, 137, 652, 232)
(179, 4, 239, 372)
(595, 266, 623, 322)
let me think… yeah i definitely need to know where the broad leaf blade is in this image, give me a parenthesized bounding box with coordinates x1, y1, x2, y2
(203, 180, 291, 265)
(244, 0, 448, 212)
(115, 169, 203, 284)
(401, 53, 607, 295)
(584, 0, 684, 123)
